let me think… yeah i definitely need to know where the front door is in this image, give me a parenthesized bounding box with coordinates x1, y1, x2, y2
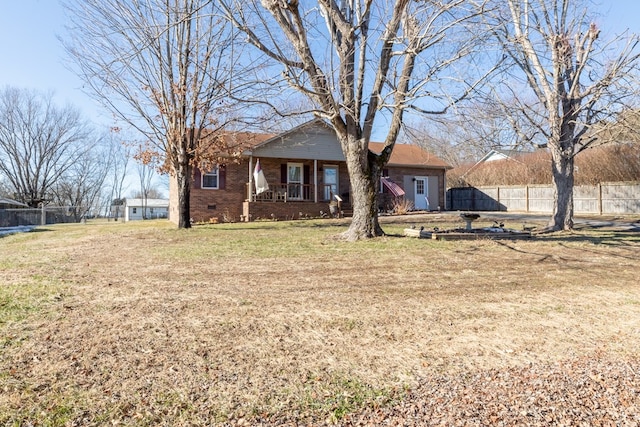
(323, 166, 338, 200)
(414, 177, 429, 210)
(287, 163, 303, 200)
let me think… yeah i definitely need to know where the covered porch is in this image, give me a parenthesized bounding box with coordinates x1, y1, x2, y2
(242, 157, 348, 221)
(246, 157, 346, 203)
(246, 183, 335, 203)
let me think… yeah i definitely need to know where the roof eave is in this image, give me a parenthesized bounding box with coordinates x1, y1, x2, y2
(387, 163, 452, 170)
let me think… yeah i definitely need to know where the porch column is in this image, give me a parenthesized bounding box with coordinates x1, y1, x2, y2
(248, 156, 254, 201)
(442, 171, 447, 211)
(314, 159, 318, 203)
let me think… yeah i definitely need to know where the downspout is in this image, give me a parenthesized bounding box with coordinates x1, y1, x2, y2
(443, 168, 447, 211)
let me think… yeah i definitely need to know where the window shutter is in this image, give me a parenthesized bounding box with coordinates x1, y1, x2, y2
(281, 164, 287, 184)
(303, 164, 310, 184)
(303, 164, 311, 200)
(219, 166, 226, 189)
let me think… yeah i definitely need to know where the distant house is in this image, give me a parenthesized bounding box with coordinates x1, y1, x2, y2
(0, 197, 28, 210)
(0, 198, 30, 228)
(477, 149, 518, 163)
(124, 198, 169, 221)
(169, 120, 451, 223)
(450, 148, 543, 187)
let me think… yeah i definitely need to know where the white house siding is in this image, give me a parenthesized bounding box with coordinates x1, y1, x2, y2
(401, 175, 443, 211)
(124, 199, 169, 221)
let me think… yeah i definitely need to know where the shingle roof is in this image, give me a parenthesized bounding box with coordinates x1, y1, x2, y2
(369, 142, 451, 169)
(231, 119, 451, 169)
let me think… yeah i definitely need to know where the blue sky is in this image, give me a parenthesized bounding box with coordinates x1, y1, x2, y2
(0, 0, 108, 125)
(0, 0, 639, 129)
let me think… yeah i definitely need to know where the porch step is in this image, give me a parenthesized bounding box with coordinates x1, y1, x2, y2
(339, 203, 352, 217)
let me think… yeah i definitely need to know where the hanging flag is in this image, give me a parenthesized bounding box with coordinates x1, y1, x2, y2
(253, 159, 269, 195)
(381, 177, 405, 197)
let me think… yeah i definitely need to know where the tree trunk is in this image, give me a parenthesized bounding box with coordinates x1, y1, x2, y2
(175, 161, 192, 229)
(341, 147, 384, 241)
(548, 146, 574, 231)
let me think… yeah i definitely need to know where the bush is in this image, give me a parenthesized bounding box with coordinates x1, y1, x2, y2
(392, 197, 414, 215)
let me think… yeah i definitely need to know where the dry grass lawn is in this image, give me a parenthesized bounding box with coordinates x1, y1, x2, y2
(1, 214, 639, 425)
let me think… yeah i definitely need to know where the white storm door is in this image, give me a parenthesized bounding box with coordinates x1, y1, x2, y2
(287, 163, 303, 200)
(414, 177, 428, 210)
(323, 166, 338, 200)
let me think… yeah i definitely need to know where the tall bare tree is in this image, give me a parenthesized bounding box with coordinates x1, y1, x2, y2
(402, 97, 542, 169)
(0, 180, 11, 198)
(0, 87, 93, 207)
(104, 130, 132, 221)
(487, 0, 640, 231)
(221, 0, 490, 240)
(135, 155, 157, 219)
(63, 0, 246, 228)
(51, 136, 113, 221)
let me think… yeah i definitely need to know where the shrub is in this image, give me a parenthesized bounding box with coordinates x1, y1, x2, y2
(392, 197, 414, 214)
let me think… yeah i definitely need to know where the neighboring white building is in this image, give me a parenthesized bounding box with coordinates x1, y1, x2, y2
(0, 197, 28, 209)
(124, 198, 169, 221)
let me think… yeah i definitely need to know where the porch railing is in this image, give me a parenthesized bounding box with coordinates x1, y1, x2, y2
(248, 183, 334, 202)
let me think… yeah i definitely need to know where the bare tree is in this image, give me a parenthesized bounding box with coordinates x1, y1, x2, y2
(135, 157, 156, 219)
(0, 87, 94, 207)
(63, 0, 247, 228)
(220, 0, 490, 240)
(131, 187, 166, 199)
(486, 0, 640, 231)
(0, 180, 11, 198)
(51, 136, 113, 221)
(402, 97, 541, 169)
(104, 130, 132, 221)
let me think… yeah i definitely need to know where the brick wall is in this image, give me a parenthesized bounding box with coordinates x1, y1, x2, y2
(243, 201, 334, 221)
(171, 158, 448, 224)
(190, 161, 249, 223)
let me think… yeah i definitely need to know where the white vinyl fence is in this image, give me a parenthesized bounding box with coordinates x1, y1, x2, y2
(447, 182, 640, 214)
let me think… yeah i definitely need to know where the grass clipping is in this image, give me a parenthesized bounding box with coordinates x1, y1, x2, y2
(1, 215, 639, 425)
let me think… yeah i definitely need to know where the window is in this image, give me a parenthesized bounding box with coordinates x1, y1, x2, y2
(202, 167, 219, 189)
(132, 207, 137, 214)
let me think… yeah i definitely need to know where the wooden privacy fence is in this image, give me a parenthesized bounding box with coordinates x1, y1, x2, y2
(447, 182, 640, 214)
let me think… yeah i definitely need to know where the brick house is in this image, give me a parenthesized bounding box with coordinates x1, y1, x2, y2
(169, 120, 451, 223)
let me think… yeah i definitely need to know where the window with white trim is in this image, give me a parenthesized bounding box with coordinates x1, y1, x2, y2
(202, 167, 219, 189)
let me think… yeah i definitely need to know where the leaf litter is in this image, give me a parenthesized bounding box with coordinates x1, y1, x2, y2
(1, 216, 639, 425)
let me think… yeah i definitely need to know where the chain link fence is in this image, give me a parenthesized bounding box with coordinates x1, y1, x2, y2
(0, 206, 83, 227)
